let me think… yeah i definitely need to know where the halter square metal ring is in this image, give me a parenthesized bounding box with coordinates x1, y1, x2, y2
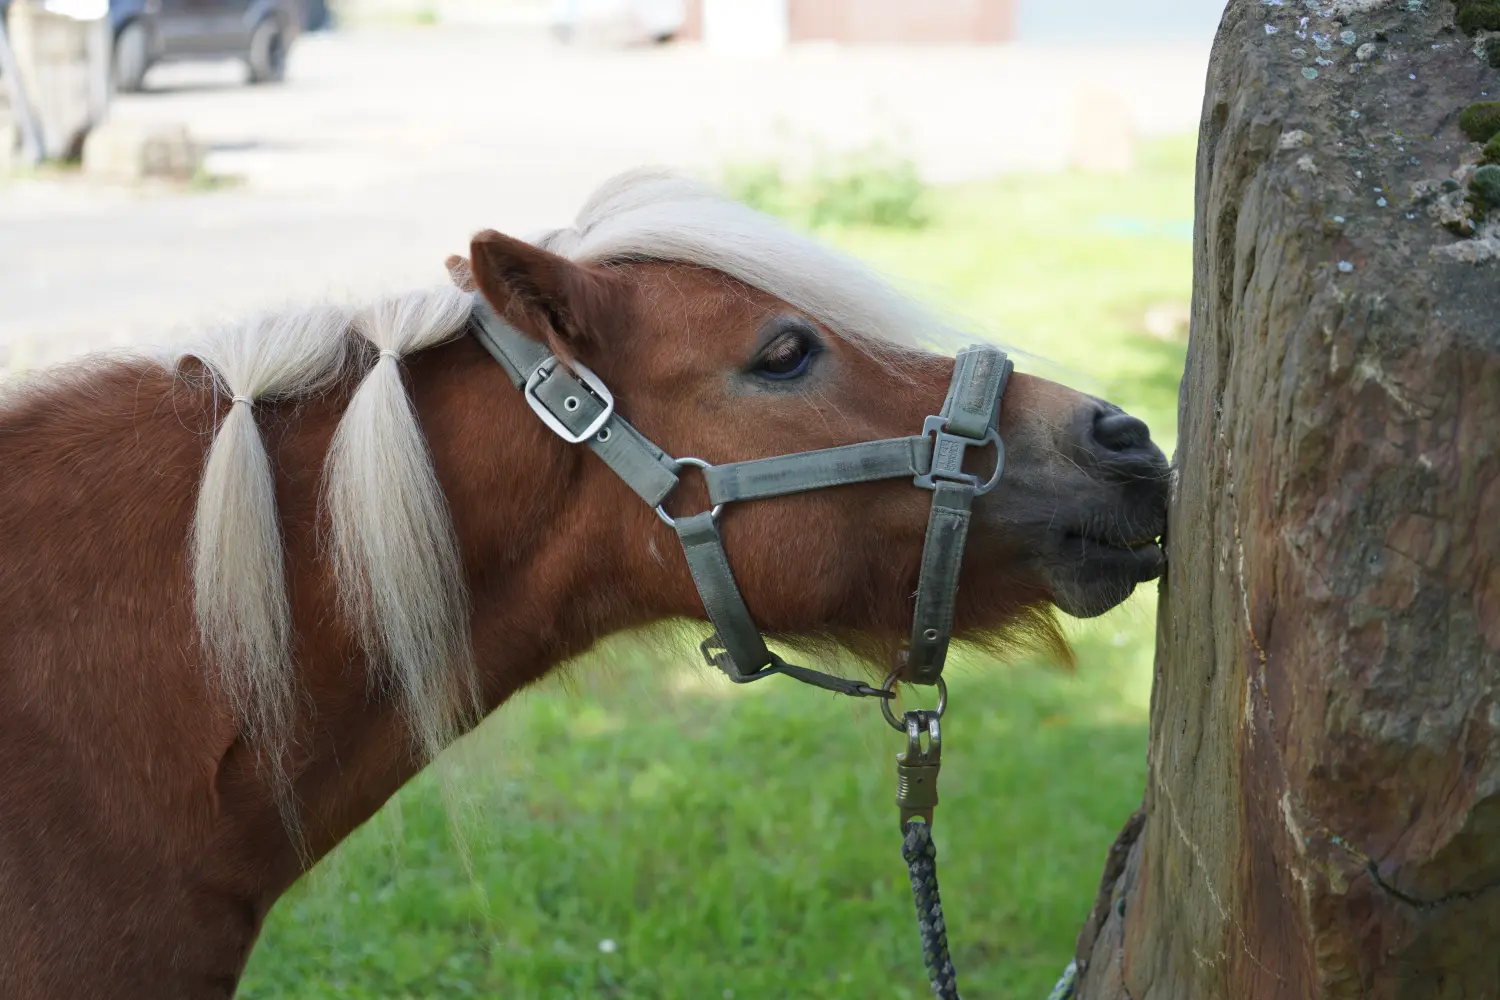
(524, 357, 615, 444)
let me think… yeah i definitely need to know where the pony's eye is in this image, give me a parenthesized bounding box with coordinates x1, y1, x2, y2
(754, 332, 816, 380)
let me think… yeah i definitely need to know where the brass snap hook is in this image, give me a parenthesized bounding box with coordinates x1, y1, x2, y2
(896, 710, 942, 828)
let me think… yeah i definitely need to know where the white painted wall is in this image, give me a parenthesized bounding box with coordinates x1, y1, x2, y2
(1017, 0, 1226, 44)
(702, 0, 787, 55)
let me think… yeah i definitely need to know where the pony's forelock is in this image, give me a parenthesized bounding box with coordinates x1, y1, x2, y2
(535, 167, 970, 360)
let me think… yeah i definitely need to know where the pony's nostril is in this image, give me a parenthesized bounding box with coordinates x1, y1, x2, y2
(1093, 411, 1152, 453)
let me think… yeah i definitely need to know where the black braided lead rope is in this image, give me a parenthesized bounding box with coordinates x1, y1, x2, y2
(1047, 961, 1079, 999)
(901, 819, 961, 1000)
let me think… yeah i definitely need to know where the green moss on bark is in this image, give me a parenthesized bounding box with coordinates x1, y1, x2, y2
(1460, 102, 1500, 143)
(1472, 164, 1500, 207)
(1457, 0, 1500, 33)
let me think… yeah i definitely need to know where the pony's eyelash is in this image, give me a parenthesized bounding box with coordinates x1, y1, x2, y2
(754, 332, 818, 380)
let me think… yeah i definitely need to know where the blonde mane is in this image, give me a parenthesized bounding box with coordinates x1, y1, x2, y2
(536, 168, 962, 356)
(183, 167, 961, 780)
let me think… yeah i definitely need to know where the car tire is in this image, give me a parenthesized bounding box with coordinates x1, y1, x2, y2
(113, 20, 150, 94)
(247, 17, 288, 85)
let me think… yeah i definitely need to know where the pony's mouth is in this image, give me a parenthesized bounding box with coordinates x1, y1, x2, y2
(1042, 528, 1166, 619)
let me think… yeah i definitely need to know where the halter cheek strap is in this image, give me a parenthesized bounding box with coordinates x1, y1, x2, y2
(470, 293, 1011, 694)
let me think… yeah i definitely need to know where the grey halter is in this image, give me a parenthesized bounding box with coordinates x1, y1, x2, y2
(470, 294, 1012, 695)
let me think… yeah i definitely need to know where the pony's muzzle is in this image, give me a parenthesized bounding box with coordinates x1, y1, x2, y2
(1030, 400, 1172, 618)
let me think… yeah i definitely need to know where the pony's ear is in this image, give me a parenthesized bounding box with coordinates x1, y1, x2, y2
(444, 254, 476, 292)
(468, 229, 629, 360)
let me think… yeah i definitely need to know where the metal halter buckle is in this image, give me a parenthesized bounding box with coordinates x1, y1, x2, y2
(524, 357, 615, 445)
(699, 634, 776, 683)
(913, 414, 1004, 495)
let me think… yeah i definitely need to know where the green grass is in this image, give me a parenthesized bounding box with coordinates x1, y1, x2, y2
(721, 145, 931, 231)
(239, 137, 1195, 1000)
(825, 134, 1195, 454)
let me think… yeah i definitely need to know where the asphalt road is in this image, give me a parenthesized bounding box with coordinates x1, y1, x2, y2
(0, 27, 1208, 367)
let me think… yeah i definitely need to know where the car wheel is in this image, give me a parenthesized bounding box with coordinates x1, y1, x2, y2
(247, 17, 288, 85)
(113, 20, 150, 93)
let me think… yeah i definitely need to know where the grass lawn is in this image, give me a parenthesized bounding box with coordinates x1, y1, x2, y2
(238, 137, 1194, 1000)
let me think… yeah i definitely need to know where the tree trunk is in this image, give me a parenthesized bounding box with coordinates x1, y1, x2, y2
(1071, 2, 1500, 998)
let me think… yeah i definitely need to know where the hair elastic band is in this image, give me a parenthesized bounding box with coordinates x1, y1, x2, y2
(231, 395, 253, 406)
(379, 349, 400, 361)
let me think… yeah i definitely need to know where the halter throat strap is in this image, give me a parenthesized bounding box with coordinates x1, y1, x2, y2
(470, 293, 1012, 692)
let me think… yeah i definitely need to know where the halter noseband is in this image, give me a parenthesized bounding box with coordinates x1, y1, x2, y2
(470, 294, 1012, 695)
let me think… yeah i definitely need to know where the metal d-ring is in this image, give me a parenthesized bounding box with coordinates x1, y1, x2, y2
(913, 416, 1005, 496)
(880, 670, 947, 732)
(654, 456, 725, 528)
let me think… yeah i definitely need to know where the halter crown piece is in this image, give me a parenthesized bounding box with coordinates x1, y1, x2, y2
(469, 294, 1011, 695)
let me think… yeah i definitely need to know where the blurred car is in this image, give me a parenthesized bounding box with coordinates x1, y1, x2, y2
(548, 0, 684, 45)
(107, 0, 304, 92)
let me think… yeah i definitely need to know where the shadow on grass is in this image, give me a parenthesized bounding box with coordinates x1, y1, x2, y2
(241, 618, 1153, 1000)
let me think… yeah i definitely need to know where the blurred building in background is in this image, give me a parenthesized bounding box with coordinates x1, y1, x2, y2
(339, 0, 1225, 45)
(681, 0, 1014, 46)
(1018, 0, 1226, 42)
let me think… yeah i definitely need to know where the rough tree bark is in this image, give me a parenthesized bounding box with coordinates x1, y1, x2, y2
(1071, 2, 1500, 998)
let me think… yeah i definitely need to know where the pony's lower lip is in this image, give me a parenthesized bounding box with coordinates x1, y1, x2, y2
(1086, 539, 1163, 573)
(1041, 535, 1165, 618)
(1061, 531, 1163, 558)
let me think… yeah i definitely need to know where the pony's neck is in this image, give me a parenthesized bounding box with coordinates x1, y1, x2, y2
(267, 333, 687, 882)
(0, 332, 692, 998)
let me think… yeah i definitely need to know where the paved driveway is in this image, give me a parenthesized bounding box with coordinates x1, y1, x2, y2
(0, 27, 1208, 365)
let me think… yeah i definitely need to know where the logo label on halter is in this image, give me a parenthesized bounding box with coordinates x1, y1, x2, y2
(933, 437, 968, 478)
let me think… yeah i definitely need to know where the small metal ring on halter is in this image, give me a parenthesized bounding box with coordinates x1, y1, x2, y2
(654, 457, 725, 528)
(880, 669, 947, 732)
